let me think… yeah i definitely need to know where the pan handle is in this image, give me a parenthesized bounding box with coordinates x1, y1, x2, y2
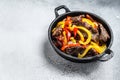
(55, 5, 70, 18)
(98, 49, 114, 61)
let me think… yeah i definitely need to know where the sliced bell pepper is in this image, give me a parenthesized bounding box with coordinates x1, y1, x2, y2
(70, 37, 76, 43)
(57, 21, 65, 28)
(62, 31, 67, 46)
(66, 16, 71, 21)
(63, 28, 71, 41)
(65, 21, 71, 26)
(93, 22, 98, 28)
(82, 18, 96, 28)
(73, 27, 78, 37)
(67, 25, 75, 31)
(78, 45, 92, 58)
(61, 43, 80, 51)
(77, 30, 85, 42)
(78, 42, 107, 58)
(76, 26, 92, 45)
(91, 41, 106, 54)
(86, 14, 98, 28)
(65, 16, 72, 27)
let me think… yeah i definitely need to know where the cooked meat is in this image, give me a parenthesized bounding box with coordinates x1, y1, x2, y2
(65, 46, 85, 57)
(82, 22, 92, 30)
(85, 48, 98, 57)
(71, 15, 93, 30)
(91, 27, 99, 42)
(53, 40, 62, 48)
(52, 26, 62, 37)
(52, 26, 64, 48)
(91, 27, 98, 33)
(79, 15, 85, 18)
(71, 15, 85, 26)
(98, 23, 110, 43)
(79, 30, 88, 39)
(92, 33, 99, 42)
(86, 14, 95, 22)
(75, 34, 80, 40)
(55, 35, 64, 41)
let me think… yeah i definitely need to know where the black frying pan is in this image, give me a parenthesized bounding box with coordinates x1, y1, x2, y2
(48, 5, 114, 63)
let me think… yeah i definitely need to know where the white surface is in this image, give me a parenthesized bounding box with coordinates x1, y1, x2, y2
(0, 0, 119, 80)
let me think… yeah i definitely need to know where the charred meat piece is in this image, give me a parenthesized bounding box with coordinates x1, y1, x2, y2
(55, 35, 64, 41)
(52, 26, 64, 48)
(53, 40, 62, 48)
(71, 15, 85, 26)
(79, 15, 85, 18)
(52, 26, 62, 37)
(92, 33, 99, 42)
(90, 27, 99, 42)
(81, 22, 93, 30)
(91, 27, 98, 33)
(75, 34, 80, 41)
(53, 34, 64, 48)
(85, 48, 98, 57)
(65, 46, 85, 57)
(98, 23, 110, 43)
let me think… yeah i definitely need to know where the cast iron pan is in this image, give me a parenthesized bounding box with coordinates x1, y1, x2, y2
(48, 5, 114, 63)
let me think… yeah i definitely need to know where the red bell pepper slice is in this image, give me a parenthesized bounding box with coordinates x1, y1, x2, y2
(63, 28, 71, 41)
(73, 27, 78, 38)
(65, 16, 72, 27)
(61, 43, 80, 51)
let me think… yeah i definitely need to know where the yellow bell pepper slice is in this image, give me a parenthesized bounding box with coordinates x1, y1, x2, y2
(78, 42, 107, 58)
(52, 21, 65, 32)
(76, 26, 92, 45)
(57, 21, 65, 28)
(77, 30, 85, 42)
(78, 45, 92, 58)
(67, 25, 75, 31)
(70, 37, 76, 43)
(63, 31, 67, 45)
(91, 41, 106, 54)
(82, 18, 95, 28)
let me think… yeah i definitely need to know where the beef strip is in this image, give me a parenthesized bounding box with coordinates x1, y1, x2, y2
(52, 26, 62, 37)
(82, 22, 92, 30)
(91, 27, 99, 42)
(71, 15, 93, 30)
(55, 35, 64, 41)
(71, 15, 85, 26)
(52, 34, 64, 48)
(92, 33, 99, 42)
(53, 40, 62, 48)
(85, 48, 98, 57)
(98, 23, 110, 43)
(52, 25, 63, 48)
(65, 46, 85, 57)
